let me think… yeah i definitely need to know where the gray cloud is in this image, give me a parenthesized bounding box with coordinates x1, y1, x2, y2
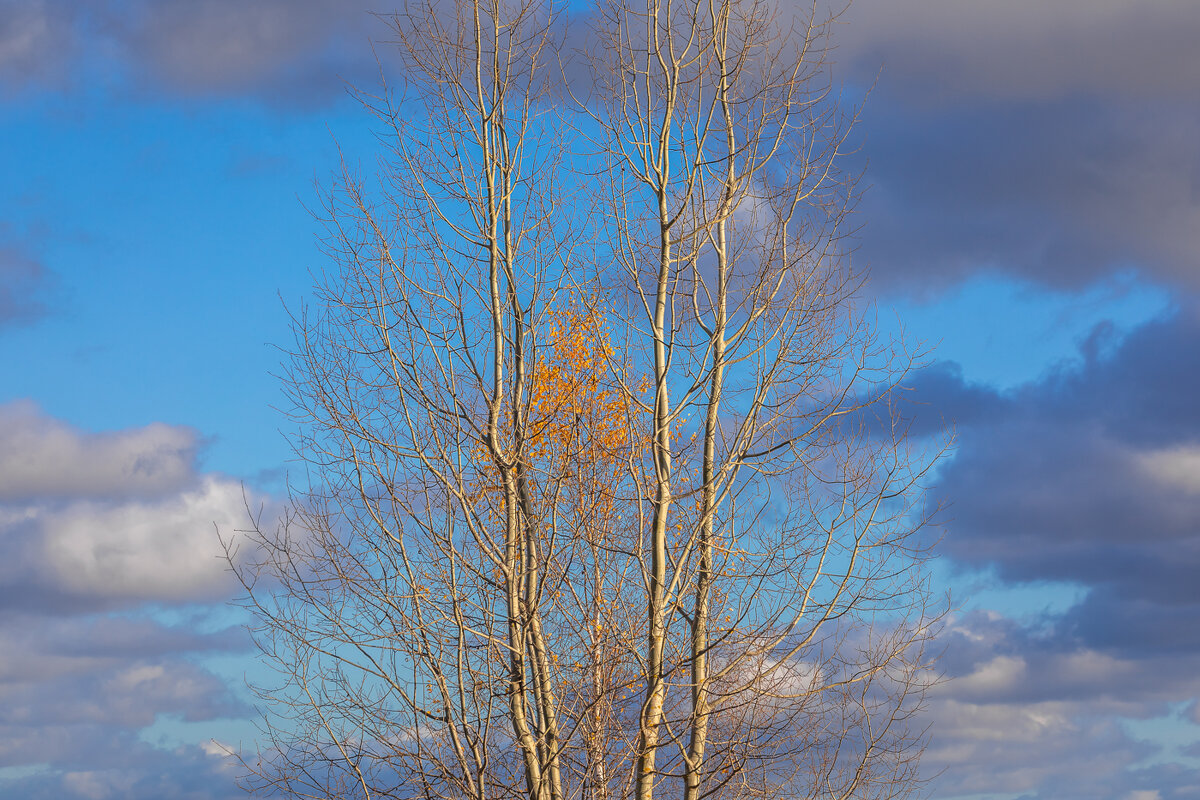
(933, 307, 1200, 612)
(878, 301, 1200, 796)
(0, 657, 241, 733)
(936, 612, 1200, 711)
(939, 416, 1199, 588)
(0, 0, 379, 104)
(890, 360, 1010, 438)
(824, 0, 1200, 293)
(886, 302, 1200, 799)
(0, 401, 199, 502)
(112, 0, 376, 102)
(0, 0, 82, 91)
(858, 98, 1200, 292)
(924, 611, 1200, 799)
(0, 406, 259, 797)
(1035, 308, 1200, 448)
(0, 611, 249, 795)
(925, 696, 1154, 799)
(840, 0, 1200, 103)
(0, 740, 245, 800)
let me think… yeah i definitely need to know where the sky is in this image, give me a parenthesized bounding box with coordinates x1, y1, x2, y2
(0, 1, 1198, 798)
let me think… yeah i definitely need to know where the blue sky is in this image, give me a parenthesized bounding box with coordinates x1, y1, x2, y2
(1, 1, 1198, 798)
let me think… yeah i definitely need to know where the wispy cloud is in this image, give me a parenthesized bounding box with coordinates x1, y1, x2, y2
(0, 0, 83, 91)
(0, 245, 52, 328)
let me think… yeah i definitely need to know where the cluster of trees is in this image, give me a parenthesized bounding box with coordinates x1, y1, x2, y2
(231, 0, 942, 798)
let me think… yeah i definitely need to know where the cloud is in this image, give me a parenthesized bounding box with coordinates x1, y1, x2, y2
(0, 610, 249, 787)
(0, 401, 198, 501)
(0, 245, 52, 327)
(0, 402, 256, 609)
(924, 611, 1200, 800)
(840, 0, 1200, 102)
(898, 302, 1200, 796)
(0, 741, 245, 800)
(0, 647, 243, 734)
(857, 98, 1200, 292)
(818, 1, 1200, 293)
(0, 0, 378, 104)
(911, 313, 1200, 667)
(936, 612, 1200, 711)
(931, 308, 1200, 617)
(35, 476, 251, 604)
(891, 360, 1009, 438)
(926, 697, 1152, 798)
(0, 398, 259, 616)
(0, 406, 260, 796)
(113, 0, 377, 102)
(0, 0, 82, 91)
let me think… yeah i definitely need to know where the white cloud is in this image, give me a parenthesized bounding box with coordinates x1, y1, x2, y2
(62, 770, 129, 800)
(0, 401, 198, 502)
(954, 654, 1026, 695)
(1137, 445, 1200, 494)
(0, 403, 266, 606)
(37, 475, 249, 604)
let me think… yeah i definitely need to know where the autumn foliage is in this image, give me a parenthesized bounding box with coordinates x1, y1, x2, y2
(231, 1, 942, 799)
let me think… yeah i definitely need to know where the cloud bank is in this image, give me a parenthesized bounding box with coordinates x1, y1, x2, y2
(0, 402, 258, 798)
(832, 0, 1200, 293)
(899, 302, 1200, 797)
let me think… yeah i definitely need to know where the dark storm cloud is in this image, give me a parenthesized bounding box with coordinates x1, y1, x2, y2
(840, 0, 1200, 103)
(908, 305, 1200, 664)
(857, 97, 1200, 292)
(831, 0, 1200, 293)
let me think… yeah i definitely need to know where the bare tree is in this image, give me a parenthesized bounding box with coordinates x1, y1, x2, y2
(229, 1, 943, 800)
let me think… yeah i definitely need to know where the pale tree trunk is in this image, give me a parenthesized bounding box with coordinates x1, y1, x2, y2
(227, 2, 945, 800)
